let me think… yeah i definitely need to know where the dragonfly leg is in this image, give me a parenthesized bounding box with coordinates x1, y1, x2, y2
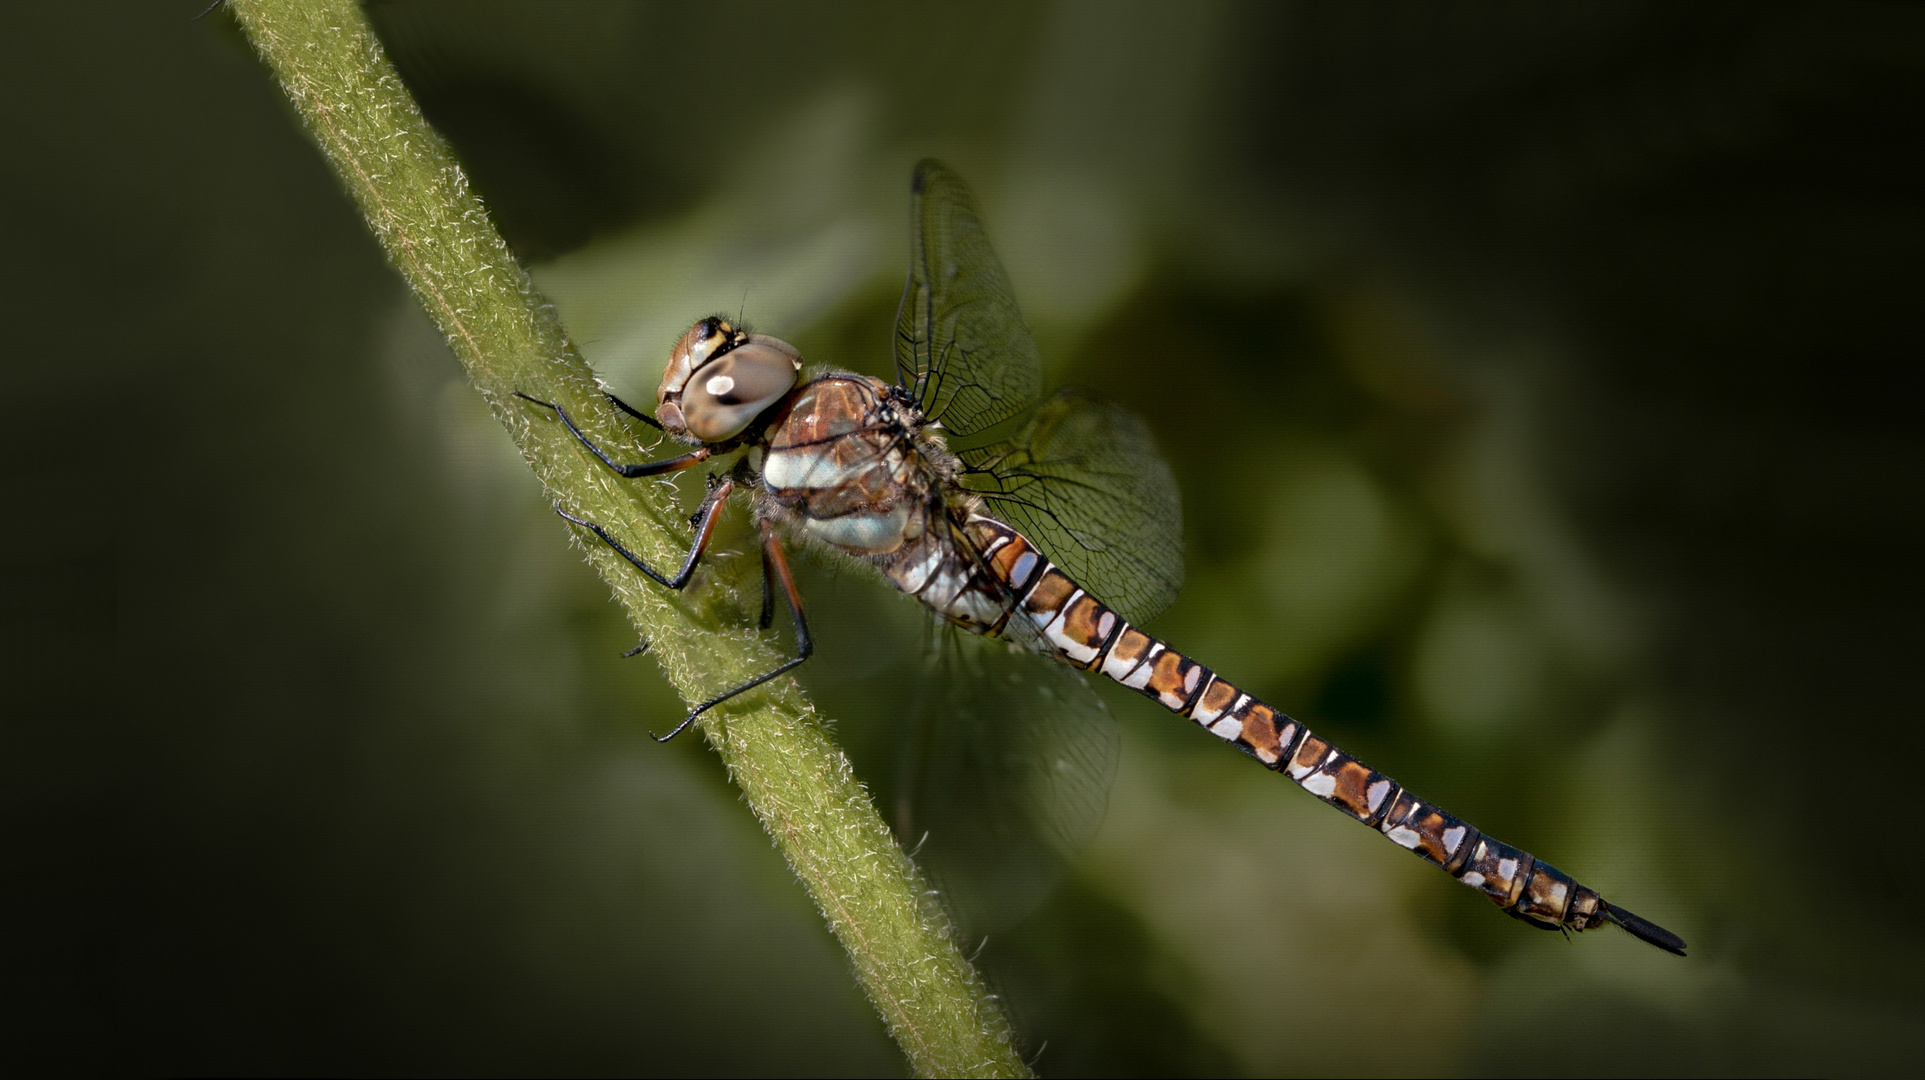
(756, 542, 776, 630)
(602, 389, 664, 432)
(556, 476, 735, 591)
(514, 391, 709, 477)
(655, 519, 813, 742)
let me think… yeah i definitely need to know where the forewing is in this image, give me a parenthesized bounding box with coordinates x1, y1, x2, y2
(960, 390, 1185, 625)
(893, 159, 1043, 438)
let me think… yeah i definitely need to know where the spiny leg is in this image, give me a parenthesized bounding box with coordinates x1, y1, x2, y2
(521, 390, 690, 662)
(556, 477, 736, 591)
(655, 519, 814, 742)
(757, 541, 776, 630)
(514, 390, 710, 477)
(603, 390, 664, 432)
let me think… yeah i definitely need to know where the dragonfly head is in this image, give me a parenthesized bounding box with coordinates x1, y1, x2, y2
(656, 316, 802, 443)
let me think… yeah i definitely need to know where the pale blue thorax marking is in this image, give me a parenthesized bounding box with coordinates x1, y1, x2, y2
(801, 509, 910, 553)
(761, 446, 869, 492)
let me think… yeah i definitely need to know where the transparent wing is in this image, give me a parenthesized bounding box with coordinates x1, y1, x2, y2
(960, 390, 1185, 626)
(893, 159, 1044, 438)
(892, 630, 1119, 937)
(791, 552, 1119, 938)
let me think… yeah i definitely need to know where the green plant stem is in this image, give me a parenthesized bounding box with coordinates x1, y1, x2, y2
(227, 2, 1026, 1074)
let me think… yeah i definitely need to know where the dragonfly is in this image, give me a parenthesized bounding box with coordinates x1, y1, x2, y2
(516, 160, 1687, 956)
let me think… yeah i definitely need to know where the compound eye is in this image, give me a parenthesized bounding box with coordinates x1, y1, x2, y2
(657, 317, 731, 405)
(680, 338, 801, 442)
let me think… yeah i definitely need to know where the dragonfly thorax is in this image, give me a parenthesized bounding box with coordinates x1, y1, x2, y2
(656, 316, 802, 443)
(761, 375, 966, 558)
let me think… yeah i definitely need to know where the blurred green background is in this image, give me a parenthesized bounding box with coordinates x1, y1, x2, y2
(5, 2, 1921, 1075)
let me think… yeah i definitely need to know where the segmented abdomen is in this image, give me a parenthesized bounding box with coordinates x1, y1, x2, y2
(962, 514, 1621, 937)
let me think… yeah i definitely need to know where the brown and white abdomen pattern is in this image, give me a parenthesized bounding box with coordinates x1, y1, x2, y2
(961, 514, 1621, 938)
